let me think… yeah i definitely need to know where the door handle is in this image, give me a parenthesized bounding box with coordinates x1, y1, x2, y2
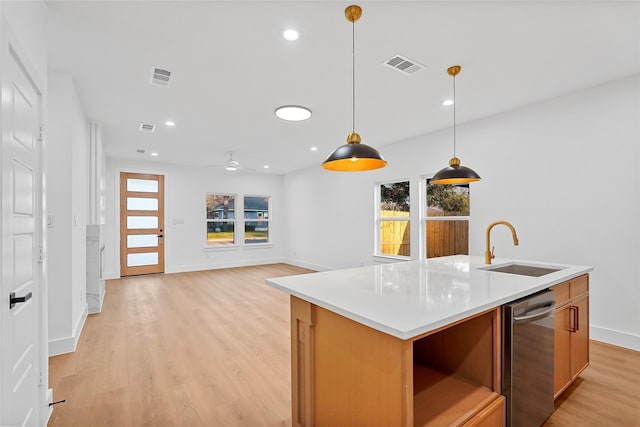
(9, 291, 32, 309)
(569, 306, 577, 332)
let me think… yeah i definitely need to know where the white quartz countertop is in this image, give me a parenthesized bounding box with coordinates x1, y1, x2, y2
(266, 255, 592, 340)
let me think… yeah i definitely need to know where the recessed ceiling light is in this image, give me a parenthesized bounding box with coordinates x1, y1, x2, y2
(442, 99, 454, 106)
(263, 165, 269, 169)
(275, 105, 312, 121)
(283, 29, 299, 41)
(165, 121, 175, 127)
(310, 146, 318, 151)
(151, 152, 159, 157)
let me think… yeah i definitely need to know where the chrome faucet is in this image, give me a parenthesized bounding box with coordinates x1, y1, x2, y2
(485, 221, 519, 264)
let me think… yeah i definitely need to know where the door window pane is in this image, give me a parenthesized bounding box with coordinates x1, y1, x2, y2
(127, 252, 158, 267)
(127, 216, 158, 229)
(127, 234, 159, 248)
(127, 197, 158, 211)
(127, 178, 158, 193)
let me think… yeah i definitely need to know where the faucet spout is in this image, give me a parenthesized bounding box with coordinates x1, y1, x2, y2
(485, 220, 519, 264)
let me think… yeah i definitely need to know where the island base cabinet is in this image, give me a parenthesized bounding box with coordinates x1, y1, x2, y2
(462, 395, 505, 427)
(290, 296, 504, 426)
(551, 274, 589, 399)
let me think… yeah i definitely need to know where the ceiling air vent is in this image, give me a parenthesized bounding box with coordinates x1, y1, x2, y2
(136, 149, 146, 154)
(383, 54, 424, 75)
(149, 67, 172, 87)
(139, 123, 156, 133)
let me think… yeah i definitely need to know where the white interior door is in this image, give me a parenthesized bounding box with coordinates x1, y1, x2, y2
(1, 33, 44, 427)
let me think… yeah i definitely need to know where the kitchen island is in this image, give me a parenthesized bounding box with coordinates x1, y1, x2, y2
(266, 255, 592, 426)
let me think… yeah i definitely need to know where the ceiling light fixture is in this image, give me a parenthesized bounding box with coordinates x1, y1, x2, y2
(151, 152, 159, 157)
(283, 29, 299, 41)
(322, 5, 386, 172)
(275, 105, 312, 121)
(310, 146, 318, 151)
(165, 121, 175, 127)
(263, 165, 269, 169)
(431, 65, 481, 185)
(442, 99, 454, 106)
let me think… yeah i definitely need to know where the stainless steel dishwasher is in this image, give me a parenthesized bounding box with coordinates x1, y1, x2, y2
(502, 289, 556, 427)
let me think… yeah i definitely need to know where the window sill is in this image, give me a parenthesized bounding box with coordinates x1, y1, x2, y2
(243, 243, 274, 250)
(372, 255, 411, 263)
(203, 245, 241, 252)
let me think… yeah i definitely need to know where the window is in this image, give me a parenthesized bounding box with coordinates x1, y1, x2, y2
(424, 179, 469, 258)
(377, 181, 410, 257)
(206, 194, 236, 246)
(244, 196, 270, 244)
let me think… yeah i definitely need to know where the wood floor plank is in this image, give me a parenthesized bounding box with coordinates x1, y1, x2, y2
(48, 264, 640, 426)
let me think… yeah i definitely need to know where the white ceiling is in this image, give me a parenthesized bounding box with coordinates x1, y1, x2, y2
(45, 1, 640, 175)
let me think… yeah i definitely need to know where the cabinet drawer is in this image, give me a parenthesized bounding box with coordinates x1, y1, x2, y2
(463, 395, 505, 427)
(570, 274, 589, 298)
(551, 281, 570, 306)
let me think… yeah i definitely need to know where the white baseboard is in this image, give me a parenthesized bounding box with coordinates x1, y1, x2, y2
(103, 272, 119, 280)
(282, 258, 332, 272)
(591, 325, 640, 351)
(165, 257, 290, 274)
(48, 303, 88, 356)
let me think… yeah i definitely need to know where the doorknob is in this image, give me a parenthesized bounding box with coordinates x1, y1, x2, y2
(9, 291, 32, 309)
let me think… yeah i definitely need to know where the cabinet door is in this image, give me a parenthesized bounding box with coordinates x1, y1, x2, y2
(554, 305, 572, 398)
(570, 295, 589, 378)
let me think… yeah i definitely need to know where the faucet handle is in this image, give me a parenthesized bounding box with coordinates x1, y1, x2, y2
(490, 246, 495, 259)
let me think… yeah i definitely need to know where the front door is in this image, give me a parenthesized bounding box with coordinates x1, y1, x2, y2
(120, 172, 165, 276)
(0, 33, 44, 426)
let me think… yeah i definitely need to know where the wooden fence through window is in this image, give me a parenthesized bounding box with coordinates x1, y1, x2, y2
(379, 210, 469, 258)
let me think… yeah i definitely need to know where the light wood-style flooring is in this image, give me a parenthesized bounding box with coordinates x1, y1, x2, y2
(48, 264, 640, 426)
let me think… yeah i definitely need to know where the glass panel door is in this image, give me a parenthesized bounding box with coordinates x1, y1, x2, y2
(120, 172, 165, 276)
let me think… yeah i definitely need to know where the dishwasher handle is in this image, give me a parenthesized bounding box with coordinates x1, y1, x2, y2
(513, 301, 556, 324)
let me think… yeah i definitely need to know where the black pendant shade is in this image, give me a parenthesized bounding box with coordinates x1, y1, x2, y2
(431, 158, 481, 185)
(322, 5, 387, 172)
(432, 65, 481, 185)
(323, 132, 387, 172)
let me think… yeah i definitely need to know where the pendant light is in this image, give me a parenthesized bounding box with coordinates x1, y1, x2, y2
(430, 65, 481, 184)
(322, 5, 387, 172)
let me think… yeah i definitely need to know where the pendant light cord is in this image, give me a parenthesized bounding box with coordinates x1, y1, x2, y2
(352, 19, 356, 134)
(453, 73, 456, 158)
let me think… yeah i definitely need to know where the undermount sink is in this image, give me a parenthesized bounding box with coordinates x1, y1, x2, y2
(480, 263, 563, 277)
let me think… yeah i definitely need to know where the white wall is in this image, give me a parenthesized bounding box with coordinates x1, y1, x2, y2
(283, 75, 640, 350)
(47, 71, 89, 355)
(104, 159, 285, 278)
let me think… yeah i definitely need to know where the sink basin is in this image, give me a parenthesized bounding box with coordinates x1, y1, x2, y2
(481, 263, 563, 277)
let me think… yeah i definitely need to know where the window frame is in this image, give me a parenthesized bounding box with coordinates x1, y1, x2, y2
(243, 194, 271, 246)
(421, 176, 470, 259)
(205, 193, 238, 249)
(374, 179, 412, 261)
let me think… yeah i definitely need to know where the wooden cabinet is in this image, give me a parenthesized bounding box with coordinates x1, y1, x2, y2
(290, 296, 504, 426)
(551, 274, 589, 398)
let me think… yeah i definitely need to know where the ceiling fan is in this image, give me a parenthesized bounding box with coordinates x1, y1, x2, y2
(211, 151, 255, 172)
